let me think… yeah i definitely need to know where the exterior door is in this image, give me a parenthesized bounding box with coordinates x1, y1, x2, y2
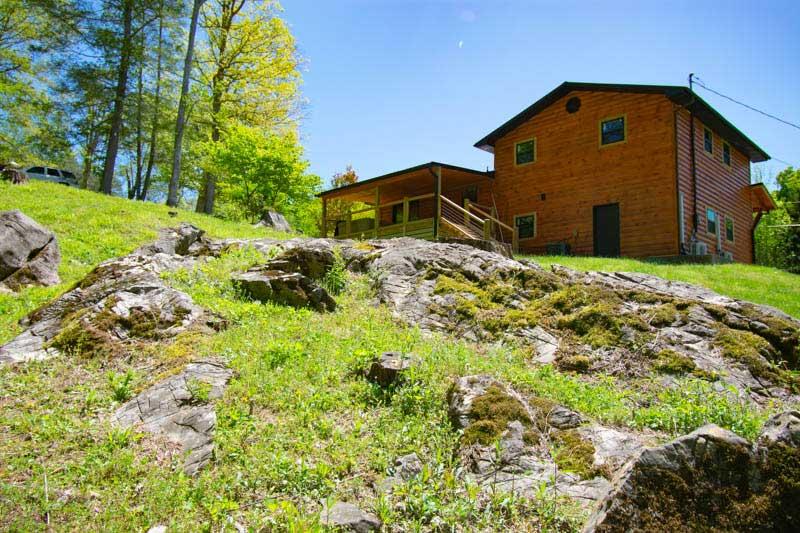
(593, 203, 620, 257)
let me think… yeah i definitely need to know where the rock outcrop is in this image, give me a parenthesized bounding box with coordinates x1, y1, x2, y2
(320, 502, 381, 532)
(584, 413, 800, 532)
(365, 351, 417, 387)
(233, 269, 336, 312)
(0, 229, 218, 364)
(113, 360, 233, 475)
(447, 375, 642, 504)
(0, 210, 61, 290)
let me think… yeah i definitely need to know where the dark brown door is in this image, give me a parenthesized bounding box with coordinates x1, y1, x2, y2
(593, 203, 620, 257)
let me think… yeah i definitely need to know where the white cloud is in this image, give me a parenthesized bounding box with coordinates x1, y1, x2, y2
(458, 40, 464, 48)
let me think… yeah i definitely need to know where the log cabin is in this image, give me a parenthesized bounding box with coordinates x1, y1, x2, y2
(319, 82, 776, 262)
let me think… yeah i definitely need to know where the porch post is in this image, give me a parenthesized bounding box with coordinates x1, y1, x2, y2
(374, 186, 380, 239)
(512, 227, 519, 254)
(433, 165, 442, 239)
(321, 196, 327, 238)
(403, 197, 409, 236)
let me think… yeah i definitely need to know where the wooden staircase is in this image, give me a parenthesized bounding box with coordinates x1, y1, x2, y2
(439, 196, 518, 253)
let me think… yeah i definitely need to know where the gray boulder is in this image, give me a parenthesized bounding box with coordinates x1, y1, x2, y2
(366, 351, 417, 387)
(136, 223, 206, 256)
(113, 360, 233, 475)
(0, 210, 61, 290)
(320, 502, 381, 532)
(255, 209, 292, 232)
(233, 269, 336, 312)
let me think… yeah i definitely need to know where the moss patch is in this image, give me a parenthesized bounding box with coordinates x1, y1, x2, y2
(653, 349, 696, 375)
(716, 328, 779, 380)
(462, 385, 531, 445)
(552, 429, 603, 479)
(556, 354, 591, 373)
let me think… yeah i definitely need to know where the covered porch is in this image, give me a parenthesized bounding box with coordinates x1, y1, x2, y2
(319, 162, 518, 252)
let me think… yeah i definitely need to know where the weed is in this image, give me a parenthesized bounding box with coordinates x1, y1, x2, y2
(107, 370, 135, 402)
(321, 246, 348, 295)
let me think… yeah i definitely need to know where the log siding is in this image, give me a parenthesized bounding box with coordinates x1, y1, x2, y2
(491, 90, 679, 257)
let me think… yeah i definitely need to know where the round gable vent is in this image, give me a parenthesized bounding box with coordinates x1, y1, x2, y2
(566, 96, 581, 114)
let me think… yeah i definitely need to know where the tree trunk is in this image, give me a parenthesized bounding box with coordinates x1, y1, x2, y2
(101, 0, 134, 195)
(167, 0, 204, 207)
(139, 2, 164, 202)
(130, 32, 145, 199)
(195, 1, 232, 215)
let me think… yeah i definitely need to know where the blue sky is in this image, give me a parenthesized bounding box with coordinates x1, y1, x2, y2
(282, 0, 799, 189)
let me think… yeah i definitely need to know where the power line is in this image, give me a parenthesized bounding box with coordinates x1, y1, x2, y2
(692, 77, 800, 131)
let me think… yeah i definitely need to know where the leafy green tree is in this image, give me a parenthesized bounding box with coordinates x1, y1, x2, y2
(756, 167, 800, 272)
(0, 0, 72, 165)
(193, 0, 302, 214)
(202, 123, 320, 231)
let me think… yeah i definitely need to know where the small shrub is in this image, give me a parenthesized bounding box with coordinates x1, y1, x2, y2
(321, 246, 347, 295)
(187, 378, 213, 404)
(107, 370, 135, 402)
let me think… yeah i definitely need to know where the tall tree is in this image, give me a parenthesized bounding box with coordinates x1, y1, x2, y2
(193, 0, 302, 214)
(139, 0, 166, 201)
(167, 0, 204, 207)
(100, 0, 134, 195)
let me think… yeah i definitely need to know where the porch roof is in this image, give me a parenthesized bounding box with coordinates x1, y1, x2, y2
(318, 161, 493, 203)
(748, 183, 777, 212)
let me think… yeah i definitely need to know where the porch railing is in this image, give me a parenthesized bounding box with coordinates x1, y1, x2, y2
(440, 196, 518, 252)
(324, 192, 518, 253)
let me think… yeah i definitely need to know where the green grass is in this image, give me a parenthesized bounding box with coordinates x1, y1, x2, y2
(527, 255, 800, 319)
(0, 184, 790, 530)
(0, 181, 284, 344)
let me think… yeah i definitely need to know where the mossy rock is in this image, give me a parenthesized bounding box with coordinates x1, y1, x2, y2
(552, 429, 603, 479)
(716, 328, 779, 380)
(649, 303, 682, 327)
(557, 354, 591, 373)
(653, 349, 696, 375)
(462, 385, 532, 445)
(557, 302, 622, 348)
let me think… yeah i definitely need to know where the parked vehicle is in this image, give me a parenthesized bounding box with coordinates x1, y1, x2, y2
(25, 166, 79, 187)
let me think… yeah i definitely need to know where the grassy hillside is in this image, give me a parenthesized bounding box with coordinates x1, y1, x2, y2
(525, 255, 800, 318)
(0, 182, 796, 530)
(0, 181, 284, 344)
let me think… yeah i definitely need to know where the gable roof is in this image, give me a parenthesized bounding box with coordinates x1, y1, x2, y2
(473, 82, 770, 163)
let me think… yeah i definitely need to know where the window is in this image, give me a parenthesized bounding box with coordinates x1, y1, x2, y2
(514, 212, 536, 239)
(515, 139, 536, 165)
(725, 215, 734, 241)
(722, 142, 731, 166)
(391, 200, 419, 224)
(28, 166, 44, 174)
(47, 168, 60, 177)
(62, 171, 77, 180)
(706, 208, 717, 235)
(600, 116, 626, 146)
(703, 128, 713, 154)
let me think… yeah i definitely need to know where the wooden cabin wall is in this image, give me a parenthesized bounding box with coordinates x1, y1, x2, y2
(675, 109, 754, 263)
(490, 90, 679, 257)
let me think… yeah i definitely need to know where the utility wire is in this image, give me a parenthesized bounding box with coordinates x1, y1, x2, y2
(692, 77, 800, 131)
